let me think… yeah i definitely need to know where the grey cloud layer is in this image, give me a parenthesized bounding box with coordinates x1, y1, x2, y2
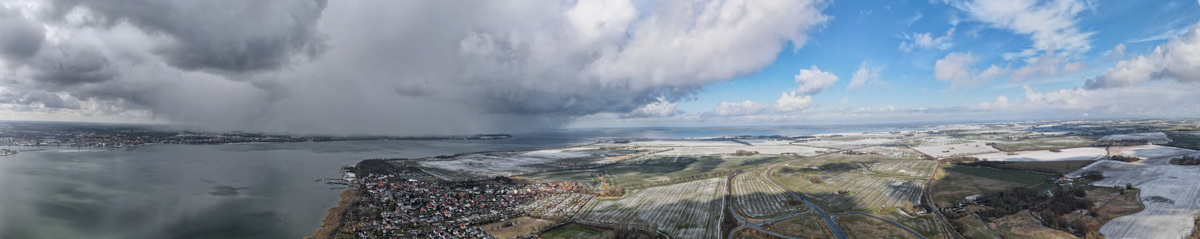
(0, 0, 828, 135)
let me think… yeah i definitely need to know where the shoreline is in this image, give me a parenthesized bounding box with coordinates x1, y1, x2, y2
(310, 188, 358, 239)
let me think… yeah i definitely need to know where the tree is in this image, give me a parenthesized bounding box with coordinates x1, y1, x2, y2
(1080, 171, 1105, 181)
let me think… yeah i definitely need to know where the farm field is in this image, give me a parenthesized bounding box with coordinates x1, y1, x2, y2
(849, 146, 925, 159)
(1068, 152, 1200, 239)
(732, 228, 786, 239)
(416, 146, 636, 180)
(618, 140, 826, 155)
(952, 215, 1000, 239)
(987, 211, 1077, 239)
(880, 214, 942, 238)
(731, 168, 806, 218)
(540, 224, 607, 239)
(1100, 132, 1172, 144)
(580, 177, 725, 239)
(931, 165, 1052, 206)
(1165, 131, 1200, 150)
(970, 160, 1096, 174)
(972, 147, 1106, 162)
(911, 137, 999, 158)
(988, 136, 1095, 152)
(1084, 187, 1144, 227)
(794, 136, 904, 150)
(479, 217, 558, 239)
(772, 154, 934, 211)
(525, 154, 797, 188)
(836, 214, 918, 239)
(1108, 145, 1199, 160)
(763, 216, 832, 238)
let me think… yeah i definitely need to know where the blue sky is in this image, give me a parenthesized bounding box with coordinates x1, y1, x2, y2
(3, 0, 1200, 135)
(675, 0, 1200, 115)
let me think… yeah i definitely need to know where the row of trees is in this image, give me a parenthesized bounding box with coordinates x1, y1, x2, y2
(971, 186, 1099, 237)
(1172, 155, 1200, 165)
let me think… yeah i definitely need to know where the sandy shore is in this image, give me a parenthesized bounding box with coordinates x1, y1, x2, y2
(310, 189, 358, 239)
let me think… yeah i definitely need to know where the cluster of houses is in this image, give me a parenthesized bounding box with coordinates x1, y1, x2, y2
(345, 173, 586, 238)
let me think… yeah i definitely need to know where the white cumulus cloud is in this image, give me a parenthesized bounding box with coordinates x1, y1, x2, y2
(1085, 23, 1200, 89)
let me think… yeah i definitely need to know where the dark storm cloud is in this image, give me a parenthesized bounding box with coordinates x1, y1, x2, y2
(0, 0, 829, 135)
(30, 45, 118, 86)
(0, 6, 44, 60)
(48, 0, 328, 73)
(0, 89, 80, 109)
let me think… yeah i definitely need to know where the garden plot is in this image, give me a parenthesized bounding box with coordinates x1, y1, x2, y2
(1109, 145, 1198, 160)
(1100, 132, 1172, 144)
(732, 169, 805, 218)
(581, 178, 725, 239)
(1064, 148, 1200, 239)
(971, 147, 1106, 162)
(912, 142, 999, 158)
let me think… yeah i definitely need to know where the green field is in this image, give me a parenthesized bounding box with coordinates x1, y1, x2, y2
(541, 224, 606, 239)
(1166, 131, 1200, 150)
(931, 165, 1053, 206)
(763, 216, 832, 238)
(970, 160, 1095, 175)
(989, 136, 1094, 152)
(837, 215, 918, 239)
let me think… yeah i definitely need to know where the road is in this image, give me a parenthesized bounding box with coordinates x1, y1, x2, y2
(723, 149, 936, 239)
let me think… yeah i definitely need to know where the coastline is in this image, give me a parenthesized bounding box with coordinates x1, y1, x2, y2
(310, 188, 358, 239)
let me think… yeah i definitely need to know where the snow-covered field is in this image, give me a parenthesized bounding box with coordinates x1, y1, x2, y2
(624, 140, 744, 147)
(853, 146, 923, 158)
(662, 144, 830, 156)
(582, 178, 725, 239)
(1066, 146, 1200, 239)
(972, 147, 1107, 162)
(417, 148, 616, 177)
(617, 140, 825, 155)
(912, 142, 999, 158)
(795, 137, 903, 150)
(1110, 145, 1197, 159)
(1100, 132, 1172, 144)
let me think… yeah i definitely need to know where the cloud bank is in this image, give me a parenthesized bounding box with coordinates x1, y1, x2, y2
(0, 0, 830, 135)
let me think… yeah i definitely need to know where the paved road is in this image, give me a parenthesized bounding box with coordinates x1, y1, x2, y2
(724, 149, 936, 239)
(763, 161, 851, 239)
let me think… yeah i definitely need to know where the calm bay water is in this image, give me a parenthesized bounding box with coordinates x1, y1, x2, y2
(0, 125, 924, 239)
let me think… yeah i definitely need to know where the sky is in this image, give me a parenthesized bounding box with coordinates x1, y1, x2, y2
(0, 0, 1199, 135)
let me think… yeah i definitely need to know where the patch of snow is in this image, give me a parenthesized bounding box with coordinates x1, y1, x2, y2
(973, 147, 1106, 162)
(1100, 132, 1171, 144)
(1110, 145, 1198, 160)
